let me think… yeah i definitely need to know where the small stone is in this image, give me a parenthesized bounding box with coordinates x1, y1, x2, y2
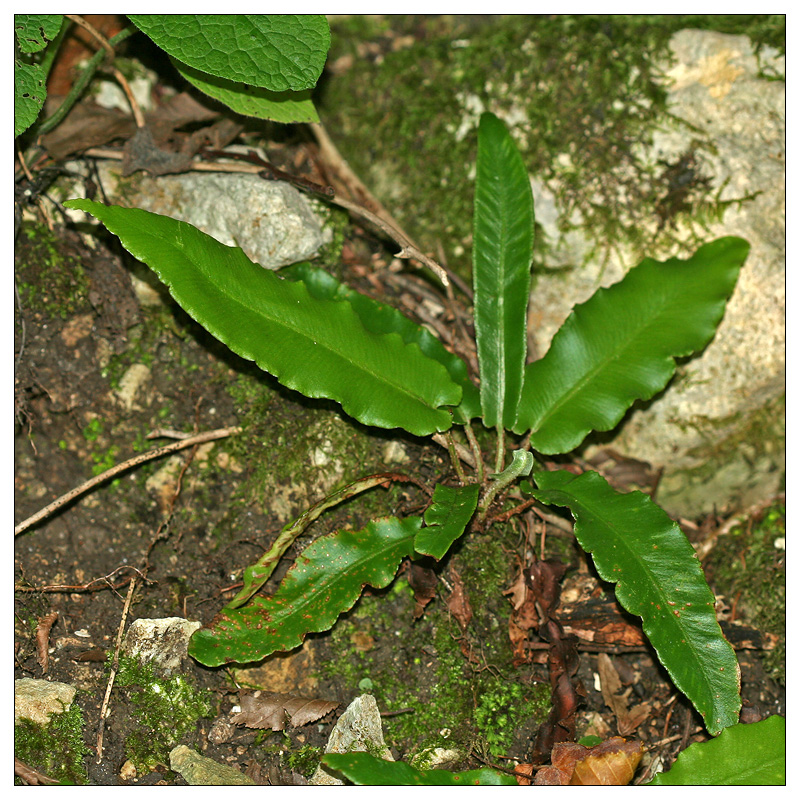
(114, 363, 151, 411)
(123, 617, 201, 676)
(15, 678, 77, 726)
(410, 746, 464, 771)
(208, 717, 236, 745)
(169, 745, 255, 786)
(131, 173, 332, 270)
(119, 759, 137, 781)
(309, 694, 393, 785)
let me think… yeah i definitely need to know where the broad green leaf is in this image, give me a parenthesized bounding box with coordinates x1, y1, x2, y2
(129, 14, 329, 92)
(172, 58, 319, 124)
(529, 469, 741, 735)
(189, 517, 421, 666)
(64, 200, 461, 436)
(14, 61, 47, 138)
(472, 112, 534, 430)
(322, 752, 517, 786)
(415, 483, 480, 560)
(514, 237, 748, 454)
(647, 717, 785, 785)
(282, 262, 481, 421)
(15, 14, 62, 53)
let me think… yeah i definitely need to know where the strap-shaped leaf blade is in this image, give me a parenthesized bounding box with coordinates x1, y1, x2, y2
(282, 262, 481, 421)
(323, 752, 517, 786)
(128, 14, 329, 92)
(189, 516, 421, 666)
(513, 237, 749, 454)
(415, 483, 480, 560)
(473, 112, 534, 429)
(529, 469, 741, 735)
(65, 200, 460, 436)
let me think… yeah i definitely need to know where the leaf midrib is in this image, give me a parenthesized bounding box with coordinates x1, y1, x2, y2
(572, 490, 728, 718)
(161, 230, 456, 413)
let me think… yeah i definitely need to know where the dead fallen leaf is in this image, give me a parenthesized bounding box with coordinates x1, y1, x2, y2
(535, 737, 644, 786)
(570, 737, 644, 785)
(445, 569, 472, 631)
(231, 692, 338, 732)
(35, 611, 58, 673)
(408, 560, 438, 619)
(513, 763, 535, 786)
(41, 101, 134, 160)
(596, 653, 650, 736)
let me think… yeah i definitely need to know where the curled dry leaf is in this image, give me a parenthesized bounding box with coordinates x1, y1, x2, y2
(231, 692, 338, 732)
(408, 560, 438, 620)
(35, 611, 59, 673)
(445, 569, 472, 631)
(534, 737, 644, 785)
(596, 653, 650, 736)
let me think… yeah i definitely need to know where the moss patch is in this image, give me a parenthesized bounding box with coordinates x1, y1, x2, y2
(15, 702, 90, 785)
(114, 655, 214, 774)
(319, 15, 784, 281)
(705, 499, 785, 683)
(320, 527, 550, 762)
(16, 222, 90, 319)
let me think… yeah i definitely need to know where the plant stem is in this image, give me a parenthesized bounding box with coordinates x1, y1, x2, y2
(37, 16, 71, 82)
(494, 426, 506, 474)
(445, 431, 469, 485)
(35, 24, 138, 136)
(464, 422, 484, 484)
(478, 450, 534, 522)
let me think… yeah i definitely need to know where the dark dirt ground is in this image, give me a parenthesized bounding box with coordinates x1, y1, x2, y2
(14, 15, 785, 787)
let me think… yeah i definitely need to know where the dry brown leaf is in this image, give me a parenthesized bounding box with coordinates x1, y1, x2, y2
(597, 653, 650, 736)
(535, 737, 643, 785)
(513, 763, 535, 786)
(445, 569, 472, 631)
(408, 560, 438, 619)
(503, 568, 528, 611)
(35, 611, 58, 673)
(570, 737, 644, 785)
(231, 692, 338, 732)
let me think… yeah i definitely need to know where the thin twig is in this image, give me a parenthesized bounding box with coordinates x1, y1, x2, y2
(96, 577, 137, 763)
(330, 194, 450, 288)
(64, 15, 145, 128)
(14, 758, 60, 786)
(14, 426, 241, 536)
(311, 121, 461, 290)
(35, 25, 138, 136)
(14, 565, 146, 595)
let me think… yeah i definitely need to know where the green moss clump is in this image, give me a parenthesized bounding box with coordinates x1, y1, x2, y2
(15, 702, 90, 785)
(16, 222, 90, 319)
(114, 655, 214, 773)
(320, 15, 783, 281)
(705, 500, 785, 683)
(320, 532, 550, 762)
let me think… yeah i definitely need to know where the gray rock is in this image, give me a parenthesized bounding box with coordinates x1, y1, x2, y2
(169, 745, 255, 785)
(309, 694, 393, 785)
(131, 172, 332, 269)
(528, 30, 785, 516)
(15, 678, 77, 726)
(123, 617, 201, 676)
